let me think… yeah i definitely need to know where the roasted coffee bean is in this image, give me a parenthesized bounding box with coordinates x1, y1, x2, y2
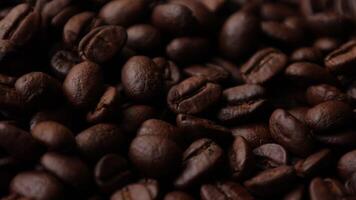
(40, 152, 92, 190)
(31, 121, 75, 152)
(183, 63, 229, 84)
(40, 0, 74, 28)
(63, 11, 104, 48)
(284, 62, 337, 85)
(288, 107, 309, 124)
(306, 84, 347, 106)
(209, 57, 244, 84)
(314, 129, 356, 148)
(200, 182, 254, 200)
(174, 138, 223, 189)
(167, 76, 221, 114)
(127, 24, 161, 54)
(110, 179, 159, 200)
(164, 191, 194, 200)
(121, 56, 164, 102)
(348, 81, 356, 104)
(269, 109, 314, 157)
(345, 172, 356, 195)
(219, 11, 260, 60)
(196, 0, 225, 13)
(79, 25, 127, 63)
(338, 150, 356, 180)
(313, 37, 341, 54)
(294, 149, 333, 178)
(10, 171, 63, 200)
(290, 47, 323, 63)
(0, 73, 16, 86)
(0, 84, 24, 112)
(151, 3, 197, 35)
(76, 123, 125, 160)
(176, 114, 232, 143)
(325, 40, 356, 74)
(30, 106, 74, 130)
(309, 177, 345, 200)
(0, 3, 40, 46)
(99, 0, 148, 27)
(49, 5, 80, 29)
(261, 20, 304, 46)
(15, 72, 62, 109)
(231, 123, 272, 149)
(305, 100, 353, 132)
(137, 119, 182, 144)
(152, 57, 181, 89)
(283, 185, 306, 200)
(166, 37, 211, 64)
(217, 84, 267, 124)
(241, 48, 288, 84)
(63, 61, 104, 109)
(86, 86, 121, 124)
(50, 50, 81, 79)
(244, 165, 297, 197)
(229, 136, 254, 180)
(260, 3, 297, 21)
(0, 123, 42, 161)
(253, 143, 288, 170)
(307, 12, 352, 36)
(95, 154, 132, 193)
(129, 135, 182, 178)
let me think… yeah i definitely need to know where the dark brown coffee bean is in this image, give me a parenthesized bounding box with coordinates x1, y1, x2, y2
(209, 57, 244, 84)
(50, 50, 81, 79)
(151, 3, 197, 35)
(174, 138, 223, 189)
(63, 61, 104, 109)
(95, 154, 132, 194)
(63, 11, 104, 48)
(288, 107, 309, 124)
(183, 63, 229, 83)
(40, 152, 92, 190)
(129, 135, 182, 178)
(1, 194, 33, 200)
(79, 25, 127, 63)
(152, 57, 181, 89)
(15, 72, 62, 109)
(86, 86, 121, 124)
(99, 0, 147, 27)
(121, 56, 164, 102)
(166, 37, 211, 64)
(338, 150, 356, 180)
(348, 81, 356, 105)
(314, 129, 356, 148)
(244, 165, 297, 197)
(269, 109, 314, 157)
(176, 114, 232, 143)
(305, 100, 353, 132)
(196, 0, 225, 13)
(253, 143, 288, 170)
(0, 3, 40, 46)
(30, 106, 73, 130)
(229, 136, 254, 180)
(120, 104, 158, 136)
(283, 185, 305, 200)
(284, 62, 337, 85)
(10, 171, 63, 200)
(217, 84, 267, 124)
(313, 37, 341, 54)
(76, 123, 125, 160)
(164, 191, 194, 200)
(219, 11, 259, 60)
(345, 172, 356, 195)
(31, 121, 75, 152)
(110, 179, 159, 200)
(290, 47, 323, 63)
(200, 182, 254, 200)
(306, 84, 347, 106)
(0, 123, 42, 161)
(0, 84, 24, 112)
(309, 177, 344, 200)
(127, 24, 161, 54)
(167, 76, 221, 114)
(50, 5, 80, 29)
(40, 0, 73, 27)
(294, 149, 333, 178)
(307, 12, 352, 36)
(260, 3, 297, 21)
(0, 74, 16, 86)
(232, 123, 272, 149)
(325, 40, 356, 74)
(241, 48, 288, 84)
(137, 119, 182, 144)
(261, 21, 304, 46)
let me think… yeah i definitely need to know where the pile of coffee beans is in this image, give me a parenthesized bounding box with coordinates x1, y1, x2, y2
(0, 0, 356, 199)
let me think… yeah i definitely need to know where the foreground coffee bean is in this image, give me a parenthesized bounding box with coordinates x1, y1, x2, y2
(229, 136, 254, 180)
(253, 143, 288, 170)
(325, 40, 356, 74)
(110, 179, 159, 200)
(201, 182, 254, 200)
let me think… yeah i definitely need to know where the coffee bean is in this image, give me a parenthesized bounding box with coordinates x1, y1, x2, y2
(129, 135, 182, 178)
(167, 76, 221, 114)
(313, 37, 341, 54)
(306, 12, 352, 36)
(183, 63, 229, 84)
(76, 123, 125, 160)
(305, 100, 353, 132)
(261, 20, 304, 46)
(79, 25, 127, 63)
(127, 24, 161, 54)
(164, 191, 194, 200)
(50, 50, 81, 79)
(196, 0, 225, 13)
(30, 106, 74, 130)
(0, 84, 24, 112)
(40, 0, 74, 28)
(290, 47, 323, 63)
(201, 182, 254, 200)
(174, 138, 223, 189)
(232, 123, 272, 149)
(348, 81, 356, 105)
(345, 172, 356, 195)
(260, 3, 297, 21)
(10, 171, 63, 200)
(314, 128, 356, 148)
(338, 150, 356, 180)
(95, 154, 132, 193)
(137, 119, 182, 144)
(121, 56, 164, 102)
(306, 84, 347, 106)
(31, 121, 75, 152)
(219, 11, 260, 60)
(110, 179, 159, 200)
(269, 109, 314, 157)
(49, 5, 80, 29)
(0, 3, 40, 46)
(40, 152, 92, 190)
(0, 73, 16, 86)
(63, 61, 104, 109)
(253, 143, 288, 170)
(283, 185, 306, 200)
(244, 165, 297, 197)
(209, 57, 244, 84)
(229, 136, 255, 180)
(241, 48, 288, 84)
(152, 57, 181, 89)
(309, 177, 345, 200)
(325, 40, 356, 74)
(294, 149, 333, 178)
(288, 107, 308, 124)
